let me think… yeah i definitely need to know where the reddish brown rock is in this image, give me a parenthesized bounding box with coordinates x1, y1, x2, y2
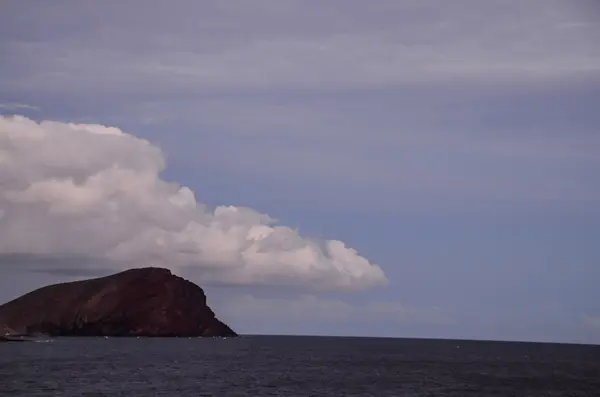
(0, 267, 237, 337)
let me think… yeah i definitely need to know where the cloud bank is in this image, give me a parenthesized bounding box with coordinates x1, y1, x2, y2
(2, 0, 598, 96)
(0, 103, 39, 112)
(0, 115, 387, 290)
(582, 314, 600, 330)
(206, 293, 454, 337)
(216, 294, 451, 327)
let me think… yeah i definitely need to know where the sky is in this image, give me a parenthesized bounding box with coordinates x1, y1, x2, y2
(1, 0, 599, 344)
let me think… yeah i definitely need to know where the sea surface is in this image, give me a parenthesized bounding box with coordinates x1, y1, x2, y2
(1, 336, 599, 396)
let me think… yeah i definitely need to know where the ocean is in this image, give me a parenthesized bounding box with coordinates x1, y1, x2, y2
(1, 336, 599, 396)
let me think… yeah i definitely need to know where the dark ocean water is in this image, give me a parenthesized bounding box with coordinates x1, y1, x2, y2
(1, 336, 599, 396)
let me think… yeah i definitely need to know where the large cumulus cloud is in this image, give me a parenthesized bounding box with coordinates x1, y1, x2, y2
(0, 115, 387, 290)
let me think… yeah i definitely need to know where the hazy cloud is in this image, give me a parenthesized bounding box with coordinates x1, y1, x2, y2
(212, 294, 453, 335)
(582, 314, 600, 329)
(0, 253, 116, 278)
(0, 103, 39, 112)
(1, 0, 598, 95)
(0, 115, 387, 290)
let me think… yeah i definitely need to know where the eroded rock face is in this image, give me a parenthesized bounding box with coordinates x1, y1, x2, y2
(0, 268, 237, 337)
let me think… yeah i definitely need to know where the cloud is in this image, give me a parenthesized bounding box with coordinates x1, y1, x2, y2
(0, 253, 115, 277)
(211, 294, 453, 335)
(582, 314, 600, 329)
(2, 1, 599, 213)
(1, 0, 598, 95)
(0, 103, 39, 112)
(0, 115, 387, 290)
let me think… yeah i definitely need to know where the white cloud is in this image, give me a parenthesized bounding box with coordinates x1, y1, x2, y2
(0, 115, 387, 290)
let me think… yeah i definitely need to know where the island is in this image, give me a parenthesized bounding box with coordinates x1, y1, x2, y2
(0, 267, 237, 338)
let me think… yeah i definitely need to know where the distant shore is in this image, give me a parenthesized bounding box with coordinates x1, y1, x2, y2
(0, 335, 28, 342)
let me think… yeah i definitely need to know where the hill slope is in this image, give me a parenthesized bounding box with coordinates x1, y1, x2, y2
(0, 267, 237, 337)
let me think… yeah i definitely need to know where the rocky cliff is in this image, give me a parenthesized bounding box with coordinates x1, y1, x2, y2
(0, 267, 237, 337)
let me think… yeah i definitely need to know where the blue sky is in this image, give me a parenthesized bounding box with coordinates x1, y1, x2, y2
(1, 0, 599, 344)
